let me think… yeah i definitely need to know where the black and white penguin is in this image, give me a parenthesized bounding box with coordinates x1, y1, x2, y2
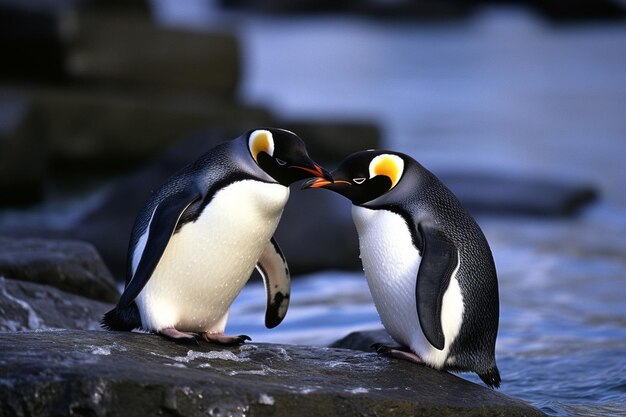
(102, 128, 331, 344)
(304, 150, 501, 388)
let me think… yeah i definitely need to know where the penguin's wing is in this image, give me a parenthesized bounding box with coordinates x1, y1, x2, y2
(118, 186, 202, 307)
(415, 223, 459, 350)
(256, 237, 291, 328)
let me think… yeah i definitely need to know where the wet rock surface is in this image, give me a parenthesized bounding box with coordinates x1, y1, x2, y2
(0, 238, 119, 303)
(0, 277, 111, 332)
(329, 328, 394, 352)
(0, 330, 545, 417)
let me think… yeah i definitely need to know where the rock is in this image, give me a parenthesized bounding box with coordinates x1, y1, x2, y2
(0, 91, 46, 206)
(219, 0, 474, 19)
(275, 190, 360, 274)
(0, 5, 240, 94)
(0, 330, 546, 417)
(0, 277, 111, 332)
(438, 171, 599, 217)
(281, 119, 380, 164)
(0, 238, 119, 303)
(219, 0, 351, 13)
(63, 9, 241, 94)
(529, 0, 626, 21)
(0, 3, 66, 83)
(358, 0, 474, 20)
(26, 88, 272, 170)
(329, 328, 395, 352)
(88, 0, 151, 14)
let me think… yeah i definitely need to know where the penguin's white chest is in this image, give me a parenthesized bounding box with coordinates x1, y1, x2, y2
(352, 206, 464, 368)
(134, 180, 289, 332)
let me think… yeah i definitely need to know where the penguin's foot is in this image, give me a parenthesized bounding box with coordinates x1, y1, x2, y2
(160, 328, 199, 344)
(371, 343, 423, 365)
(201, 332, 251, 346)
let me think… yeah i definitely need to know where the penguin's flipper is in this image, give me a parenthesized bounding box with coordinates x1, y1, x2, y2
(256, 237, 291, 329)
(118, 187, 202, 307)
(415, 223, 459, 350)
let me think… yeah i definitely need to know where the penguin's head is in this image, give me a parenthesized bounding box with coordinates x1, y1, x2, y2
(247, 128, 332, 186)
(303, 150, 406, 205)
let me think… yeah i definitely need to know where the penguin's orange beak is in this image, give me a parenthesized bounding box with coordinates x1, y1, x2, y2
(303, 177, 333, 189)
(290, 164, 333, 181)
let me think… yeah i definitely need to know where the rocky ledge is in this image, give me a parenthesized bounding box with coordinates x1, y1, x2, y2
(0, 330, 545, 417)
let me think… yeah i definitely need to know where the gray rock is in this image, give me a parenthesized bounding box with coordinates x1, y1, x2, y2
(281, 120, 380, 164)
(329, 328, 396, 352)
(0, 277, 112, 332)
(0, 5, 239, 93)
(0, 330, 546, 417)
(63, 10, 240, 94)
(0, 238, 119, 303)
(439, 171, 598, 217)
(219, 0, 474, 19)
(0, 3, 66, 82)
(275, 190, 360, 273)
(531, 0, 626, 21)
(27, 88, 271, 169)
(0, 91, 46, 206)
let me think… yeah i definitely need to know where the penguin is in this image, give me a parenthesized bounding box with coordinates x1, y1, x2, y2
(102, 128, 331, 344)
(304, 150, 501, 388)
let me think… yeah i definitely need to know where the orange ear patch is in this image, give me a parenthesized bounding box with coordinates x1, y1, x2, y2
(369, 154, 404, 189)
(249, 130, 274, 162)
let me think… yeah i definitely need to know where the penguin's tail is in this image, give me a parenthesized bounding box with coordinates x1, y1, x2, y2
(478, 366, 501, 389)
(101, 303, 141, 331)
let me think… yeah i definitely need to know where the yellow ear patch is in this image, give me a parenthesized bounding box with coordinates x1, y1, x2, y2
(369, 154, 404, 189)
(249, 130, 274, 162)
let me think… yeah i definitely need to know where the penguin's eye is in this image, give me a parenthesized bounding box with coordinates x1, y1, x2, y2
(369, 154, 404, 190)
(248, 130, 275, 163)
(276, 158, 287, 166)
(353, 178, 366, 185)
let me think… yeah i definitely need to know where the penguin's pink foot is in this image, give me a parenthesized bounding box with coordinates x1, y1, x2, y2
(201, 332, 251, 346)
(371, 343, 424, 365)
(160, 328, 199, 344)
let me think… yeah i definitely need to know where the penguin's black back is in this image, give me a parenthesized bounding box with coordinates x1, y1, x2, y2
(365, 159, 500, 385)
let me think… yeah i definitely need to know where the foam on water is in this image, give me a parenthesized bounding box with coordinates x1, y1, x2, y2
(346, 387, 369, 394)
(257, 394, 275, 405)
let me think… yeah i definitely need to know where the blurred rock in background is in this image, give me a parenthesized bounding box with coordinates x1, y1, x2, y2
(218, 0, 626, 21)
(0, 0, 606, 283)
(0, 91, 46, 205)
(0, 0, 381, 281)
